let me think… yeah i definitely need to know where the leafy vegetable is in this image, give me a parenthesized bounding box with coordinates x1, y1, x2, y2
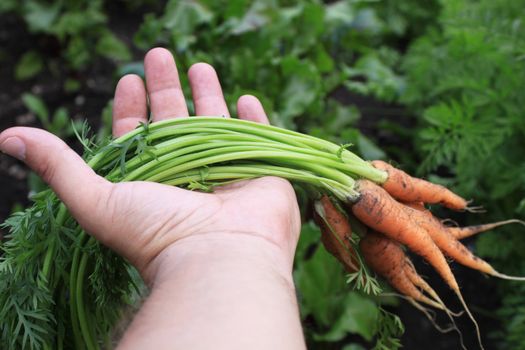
(399, 0, 525, 347)
(295, 223, 384, 346)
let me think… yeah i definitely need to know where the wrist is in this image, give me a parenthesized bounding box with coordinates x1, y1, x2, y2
(147, 231, 296, 288)
(119, 232, 306, 350)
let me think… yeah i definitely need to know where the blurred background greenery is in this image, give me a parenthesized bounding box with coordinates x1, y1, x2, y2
(1, 0, 524, 349)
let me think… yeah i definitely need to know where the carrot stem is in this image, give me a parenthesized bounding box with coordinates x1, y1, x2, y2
(89, 117, 388, 184)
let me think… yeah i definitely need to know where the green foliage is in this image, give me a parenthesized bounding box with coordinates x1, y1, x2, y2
(132, 0, 416, 132)
(372, 0, 441, 38)
(344, 52, 404, 102)
(295, 222, 403, 348)
(15, 51, 44, 81)
(1, 0, 133, 73)
(295, 224, 377, 342)
(0, 127, 146, 349)
(0, 208, 139, 349)
(2, 0, 445, 348)
(400, 0, 525, 347)
(402, 0, 525, 184)
(0, 201, 59, 349)
(21, 93, 82, 138)
(372, 308, 404, 350)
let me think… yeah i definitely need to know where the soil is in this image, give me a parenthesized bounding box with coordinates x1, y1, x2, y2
(0, 7, 502, 350)
(0, 14, 113, 237)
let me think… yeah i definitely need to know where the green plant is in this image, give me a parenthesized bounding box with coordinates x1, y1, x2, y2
(400, 0, 525, 348)
(21, 93, 82, 138)
(15, 51, 44, 81)
(295, 222, 402, 349)
(1, 0, 133, 76)
(133, 0, 412, 133)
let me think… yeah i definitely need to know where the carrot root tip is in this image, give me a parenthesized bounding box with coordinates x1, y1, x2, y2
(455, 291, 484, 350)
(491, 271, 525, 281)
(408, 299, 458, 334)
(506, 219, 525, 227)
(465, 205, 486, 213)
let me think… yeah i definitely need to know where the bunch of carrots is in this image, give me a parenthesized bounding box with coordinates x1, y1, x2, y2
(2, 116, 524, 349)
(314, 160, 524, 349)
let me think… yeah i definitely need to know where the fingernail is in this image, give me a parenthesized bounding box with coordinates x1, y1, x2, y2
(0, 137, 26, 160)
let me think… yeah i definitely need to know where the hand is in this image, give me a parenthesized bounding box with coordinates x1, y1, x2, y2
(0, 48, 301, 283)
(0, 48, 306, 349)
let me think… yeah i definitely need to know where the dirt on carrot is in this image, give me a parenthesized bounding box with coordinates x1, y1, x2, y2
(359, 231, 443, 310)
(314, 195, 359, 273)
(404, 204, 497, 275)
(350, 179, 460, 292)
(371, 160, 468, 211)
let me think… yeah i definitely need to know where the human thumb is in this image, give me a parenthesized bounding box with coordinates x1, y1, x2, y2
(0, 127, 113, 234)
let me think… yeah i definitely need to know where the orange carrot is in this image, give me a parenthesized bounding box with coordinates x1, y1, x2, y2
(361, 232, 466, 345)
(371, 160, 468, 211)
(356, 204, 484, 348)
(403, 257, 440, 303)
(320, 231, 359, 273)
(350, 179, 460, 291)
(403, 205, 497, 275)
(403, 205, 525, 282)
(360, 232, 443, 310)
(314, 195, 359, 273)
(404, 201, 427, 212)
(353, 169, 492, 348)
(403, 203, 524, 245)
(448, 219, 525, 240)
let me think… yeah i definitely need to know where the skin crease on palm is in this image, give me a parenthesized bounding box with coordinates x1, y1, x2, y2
(0, 48, 307, 349)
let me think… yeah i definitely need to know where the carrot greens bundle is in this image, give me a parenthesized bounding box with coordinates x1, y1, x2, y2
(1, 116, 523, 349)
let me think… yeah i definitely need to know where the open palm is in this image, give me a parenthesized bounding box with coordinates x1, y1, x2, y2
(0, 48, 300, 282)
